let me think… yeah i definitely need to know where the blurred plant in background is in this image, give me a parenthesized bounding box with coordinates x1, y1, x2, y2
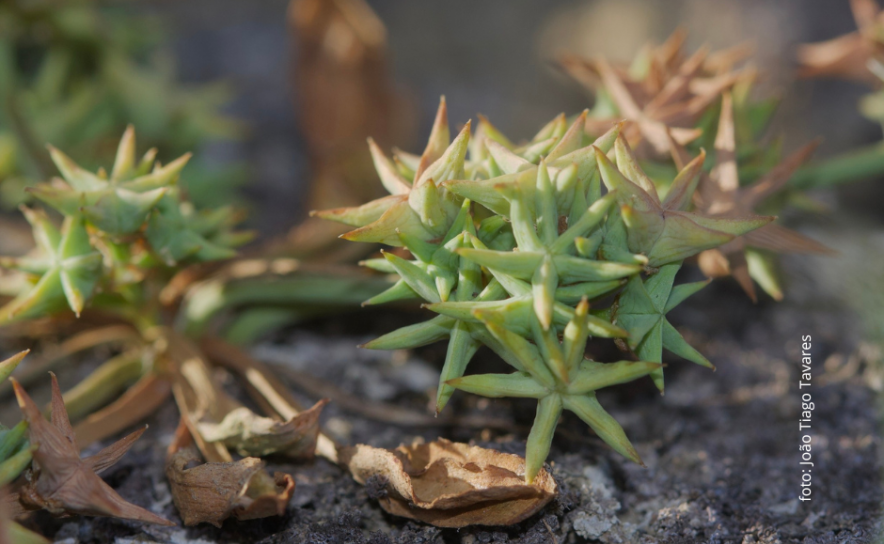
(0, 0, 244, 209)
(278, 0, 415, 263)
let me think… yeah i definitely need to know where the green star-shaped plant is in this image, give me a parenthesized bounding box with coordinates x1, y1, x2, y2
(312, 97, 469, 245)
(596, 134, 773, 267)
(314, 104, 773, 481)
(612, 261, 713, 391)
(448, 300, 660, 482)
(354, 112, 641, 414)
(0, 207, 102, 322)
(0, 126, 248, 324)
(145, 189, 240, 265)
(27, 126, 189, 235)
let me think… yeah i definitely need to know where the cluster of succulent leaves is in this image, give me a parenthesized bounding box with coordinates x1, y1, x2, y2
(317, 98, 775, 482)
(0, 126, 250, 328)
(562, 32, 848, 300)
(0, 0, 243, 210)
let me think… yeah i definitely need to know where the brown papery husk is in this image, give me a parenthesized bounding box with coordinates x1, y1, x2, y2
(339, 438, 556, 528)
(165, 419, 294, 527)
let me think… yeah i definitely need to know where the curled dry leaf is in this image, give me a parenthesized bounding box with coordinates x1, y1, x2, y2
(163, 332, 296, 527)
(11, 374, 172, 526)
(197, 398, 328, 458)
(165, 420, 294, 527)
(169, 331, 328, 459)
(200, 336, 340, 463)
(340, 439, 557, 528)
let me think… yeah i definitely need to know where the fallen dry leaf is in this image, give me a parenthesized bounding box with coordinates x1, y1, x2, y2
(165, 420, 295, 527)
(11, 374, 172, 526)
(162, 331, 297, 526)
(197, 398, 328, 458)
(202, 335, 341, 463)
(168, 331, 327, 459)
(340, 439, 557, 527)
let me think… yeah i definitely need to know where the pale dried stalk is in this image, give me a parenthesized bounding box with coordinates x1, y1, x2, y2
(201, 336, 339, 463)
(0, 325, 140, 398)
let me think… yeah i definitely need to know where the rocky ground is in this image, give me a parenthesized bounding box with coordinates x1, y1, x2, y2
(4, 241, 882, 543)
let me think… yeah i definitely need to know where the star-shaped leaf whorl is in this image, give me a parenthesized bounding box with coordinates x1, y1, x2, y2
(0, 208, 102, 322)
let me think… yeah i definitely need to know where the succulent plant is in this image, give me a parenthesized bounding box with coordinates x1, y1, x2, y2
(560, 30, 884, 301)
(0, 128, 346, 530)
(316, 97, 772, 481)
(0, 126, 248, 326)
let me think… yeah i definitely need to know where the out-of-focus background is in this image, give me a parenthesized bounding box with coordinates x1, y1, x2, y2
(142, 0, 882, 233)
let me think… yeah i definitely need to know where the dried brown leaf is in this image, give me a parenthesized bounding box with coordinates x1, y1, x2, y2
(562, 31, 746, 157)
(340, 439, 556, 528)
(690, 93, 831, 300)
(165, 420, 294, 527)
(11, 375, 172, 526)
(201, 336, 340, 463)
(197, 398, 328, 458)
(289, 0, 414, 209)
(170, 333, 326, 460)
(283, 0, 417, 259)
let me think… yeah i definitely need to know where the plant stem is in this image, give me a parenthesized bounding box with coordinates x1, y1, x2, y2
(0, 325, 140, 399)
(790, 142, 884, 189)
(61, 349, 145, 422)
(73, 374, 171, 450)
